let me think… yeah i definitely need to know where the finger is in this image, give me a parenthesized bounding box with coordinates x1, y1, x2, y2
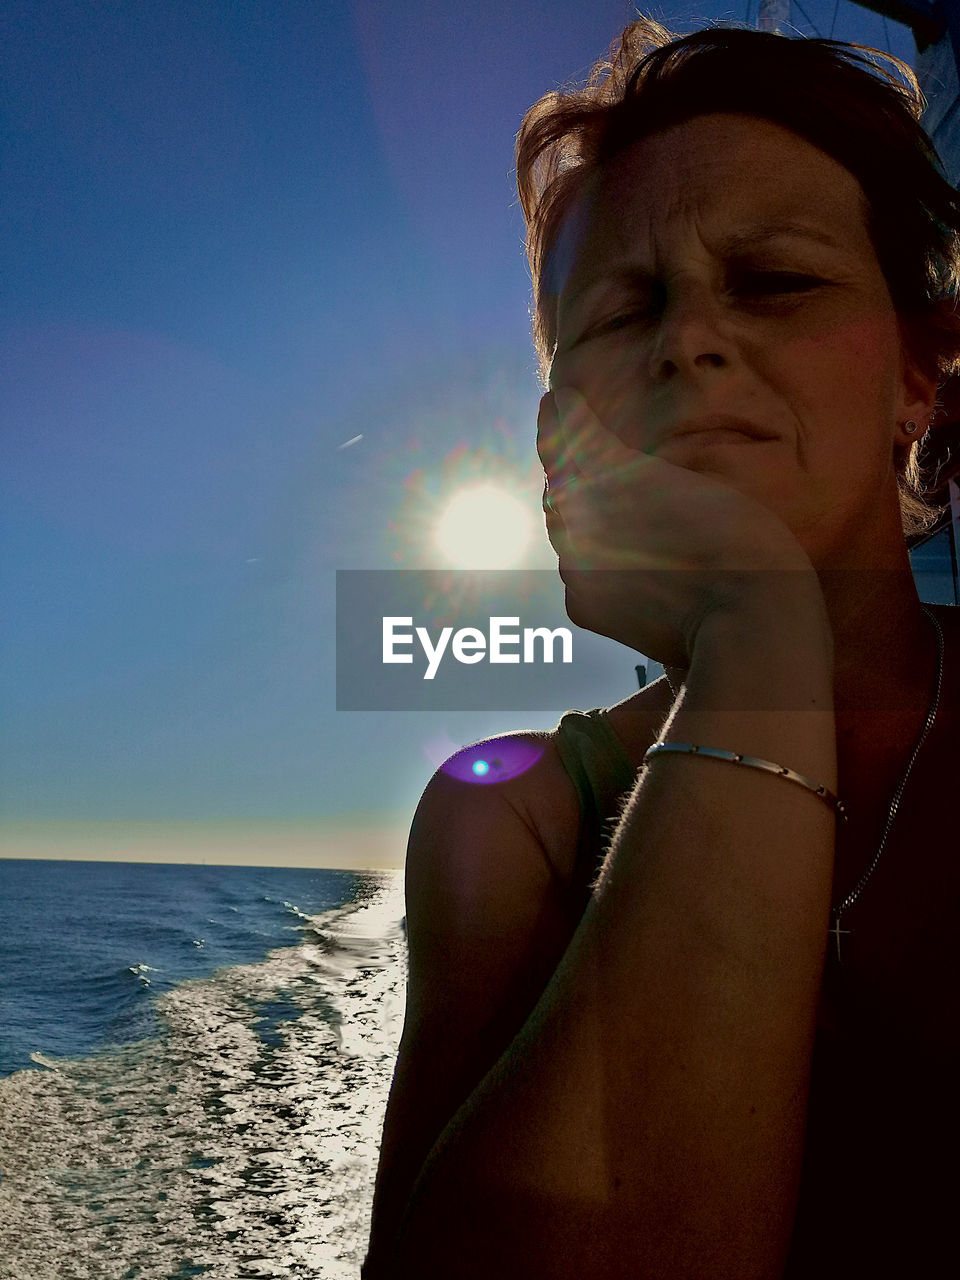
(542, 482, 573, 566)
(536, 391, 563, 472)
(537, 391, 584, 497)
(553, 385, 644, 478)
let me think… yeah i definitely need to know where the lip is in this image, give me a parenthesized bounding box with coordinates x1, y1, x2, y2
(660, 415, 779, 445)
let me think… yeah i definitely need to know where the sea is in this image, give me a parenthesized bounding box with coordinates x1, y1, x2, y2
(0, 859, 407, 1280)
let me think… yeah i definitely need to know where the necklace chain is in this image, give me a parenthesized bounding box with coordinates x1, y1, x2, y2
(663, 604, 945, 960)
(831, 603, 944, 932)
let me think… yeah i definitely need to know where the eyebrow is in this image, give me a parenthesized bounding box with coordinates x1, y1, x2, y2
(719, 222, 846, 253)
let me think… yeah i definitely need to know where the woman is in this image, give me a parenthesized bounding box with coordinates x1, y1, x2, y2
(365, 18, 960, 1279)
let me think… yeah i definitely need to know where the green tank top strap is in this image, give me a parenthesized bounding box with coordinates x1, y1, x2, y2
(553, 707, 639, 901)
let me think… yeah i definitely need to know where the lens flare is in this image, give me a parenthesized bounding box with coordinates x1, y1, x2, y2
(441, 737, 544, 784)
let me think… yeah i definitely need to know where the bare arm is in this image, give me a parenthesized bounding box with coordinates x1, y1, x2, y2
(391, 580, 836, 1279)
(364, 745, 580, 1275)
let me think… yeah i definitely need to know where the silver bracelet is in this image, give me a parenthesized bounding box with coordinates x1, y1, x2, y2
(642, 741, 848, 824)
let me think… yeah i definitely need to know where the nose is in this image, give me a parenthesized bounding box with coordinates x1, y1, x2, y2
(647, 278, 736, 383)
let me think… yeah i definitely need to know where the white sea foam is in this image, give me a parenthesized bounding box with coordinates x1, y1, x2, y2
(0, 874, 406, 1279)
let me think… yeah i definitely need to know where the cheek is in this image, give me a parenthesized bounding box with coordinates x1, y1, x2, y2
(782, 315, 900, 424)
(835, 313, 900, 383)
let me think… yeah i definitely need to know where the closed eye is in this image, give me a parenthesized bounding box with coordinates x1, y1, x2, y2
(575, 272, 823, 345)
(594, 308, 650, 333)
(733, 271, 823, 296)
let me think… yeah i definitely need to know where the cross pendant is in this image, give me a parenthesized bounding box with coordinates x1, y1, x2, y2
(830, 915, 851, 963)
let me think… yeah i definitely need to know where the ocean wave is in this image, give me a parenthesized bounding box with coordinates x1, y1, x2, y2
(26, 1052, 62, 1073)
(126, 962, 159, 986)
(0, 874, 406, 1279)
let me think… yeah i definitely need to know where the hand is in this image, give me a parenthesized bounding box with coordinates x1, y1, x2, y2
(538, 387, 822, 666)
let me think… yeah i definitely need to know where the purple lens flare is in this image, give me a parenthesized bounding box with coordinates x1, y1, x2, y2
(440, 735, 544, 784)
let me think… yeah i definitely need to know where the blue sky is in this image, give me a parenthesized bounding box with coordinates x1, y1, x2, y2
(1, 2, 916, 865)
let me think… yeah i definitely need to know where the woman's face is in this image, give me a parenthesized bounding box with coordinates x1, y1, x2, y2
(549, 113, 934, 567)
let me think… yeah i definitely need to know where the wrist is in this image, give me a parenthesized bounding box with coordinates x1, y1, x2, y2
(688, 575, 834, 715)
(693, 569, 833, 660)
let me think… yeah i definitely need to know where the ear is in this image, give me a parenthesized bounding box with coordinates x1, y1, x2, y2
(895, 347, 939, 444)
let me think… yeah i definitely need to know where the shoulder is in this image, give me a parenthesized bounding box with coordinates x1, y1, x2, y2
(406, 725, 578, 909)
(401, 674, 678, 1021)
(411, 675, 677, 890)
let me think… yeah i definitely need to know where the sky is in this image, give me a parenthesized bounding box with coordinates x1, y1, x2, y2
(1, 1, 918, 867)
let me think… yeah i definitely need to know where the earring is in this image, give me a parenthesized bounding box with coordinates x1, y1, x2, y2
(904, 420, 918, 434)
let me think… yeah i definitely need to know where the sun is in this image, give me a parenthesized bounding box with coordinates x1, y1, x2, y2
(434, 483, 534, 568)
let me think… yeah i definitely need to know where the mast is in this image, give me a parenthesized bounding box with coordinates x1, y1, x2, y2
(757, 0, 791, 32)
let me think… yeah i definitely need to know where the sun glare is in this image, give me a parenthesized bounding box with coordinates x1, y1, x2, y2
(434, 484, 533, 568)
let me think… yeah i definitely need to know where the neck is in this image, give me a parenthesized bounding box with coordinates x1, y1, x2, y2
(664, 564, 940, 721)
(818, 566, 935, 718)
